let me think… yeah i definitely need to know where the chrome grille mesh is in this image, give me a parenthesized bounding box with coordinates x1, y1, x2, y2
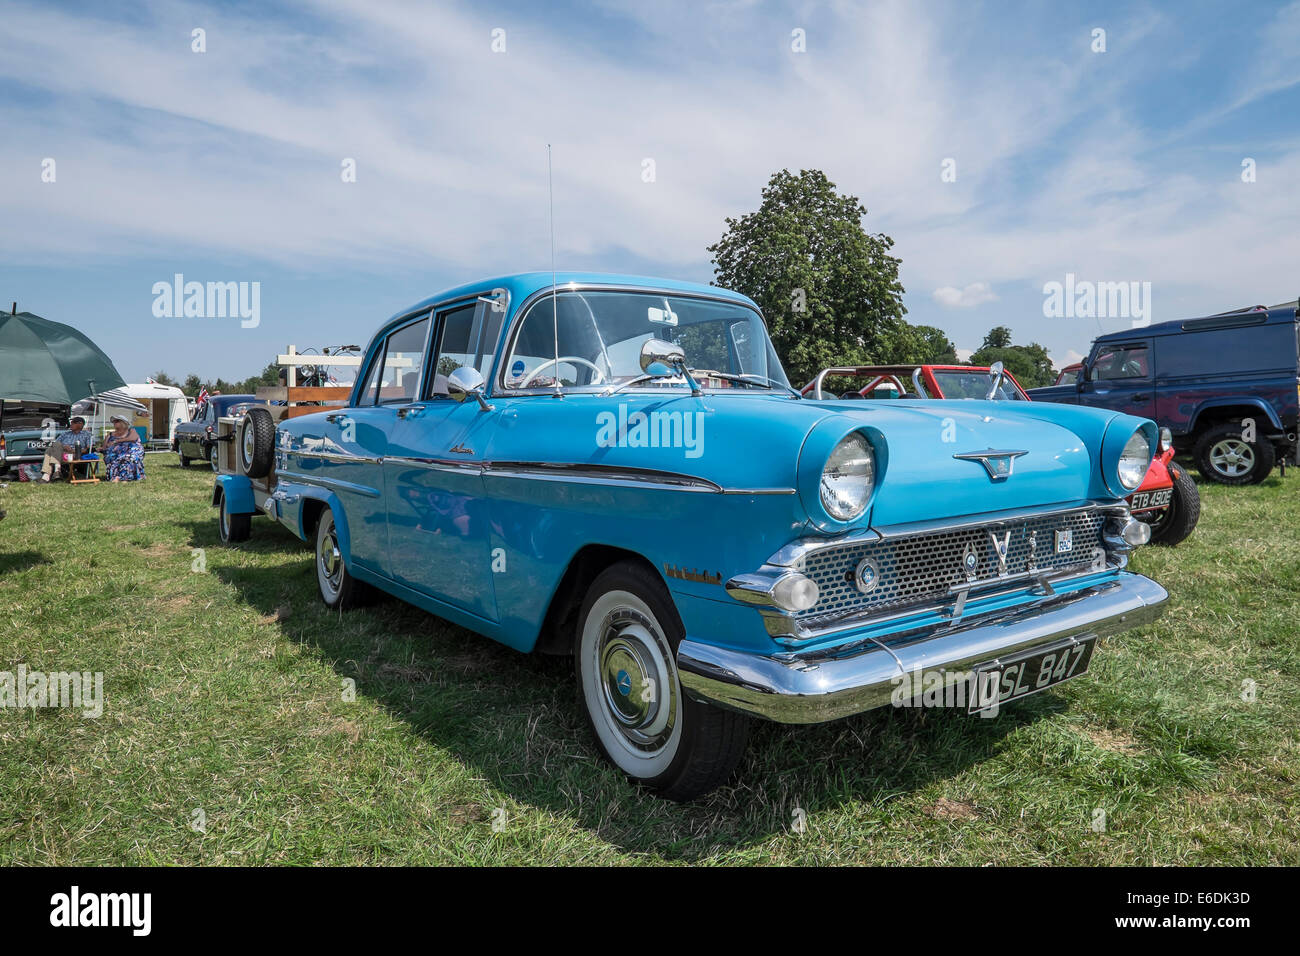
(796, 510, 1108, 624)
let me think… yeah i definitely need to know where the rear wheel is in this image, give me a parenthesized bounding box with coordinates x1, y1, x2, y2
(179, 454, 191, 467)
(574, 561, 749, 801)
(217, 492, 251, 544)
(1195, 422, 1274, 485)
(315, 510, 363, 610)
(208, 443, 220, 472)
(1145, 464, 1200, 546)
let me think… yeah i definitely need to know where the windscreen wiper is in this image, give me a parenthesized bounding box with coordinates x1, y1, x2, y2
(689, 370, 802, 398)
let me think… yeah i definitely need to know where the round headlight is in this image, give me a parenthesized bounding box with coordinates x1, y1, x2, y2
(820, 433, 875, 520)
(1117, 430, 1150, 490)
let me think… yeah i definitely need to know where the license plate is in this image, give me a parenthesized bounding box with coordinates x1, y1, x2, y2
(1127, 488, 1172, 512)
(28, 441, 48, 451)
(967, 636, 1095, 714)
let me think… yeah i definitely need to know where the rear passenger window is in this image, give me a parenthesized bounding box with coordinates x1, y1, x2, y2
(377, 316, 431, 404)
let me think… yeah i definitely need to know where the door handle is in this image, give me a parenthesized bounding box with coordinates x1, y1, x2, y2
(396, 405, 424, 419)
(325, 413, 343, 423)
(1131, 393, 1150, 402)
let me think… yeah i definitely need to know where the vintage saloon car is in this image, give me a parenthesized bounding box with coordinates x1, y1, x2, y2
(214, 273, 1169, 800)
(175, 393, 258, 469)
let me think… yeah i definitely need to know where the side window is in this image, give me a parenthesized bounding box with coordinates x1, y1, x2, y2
(427, 301, 503, 397)
(356, 348, 384, 406)
(1093, 343, 1150, 381)
(377, 316, 431, 404)
(429, 304, 477, 397)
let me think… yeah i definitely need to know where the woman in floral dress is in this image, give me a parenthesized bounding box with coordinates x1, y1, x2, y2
(101, 416, 145, 482)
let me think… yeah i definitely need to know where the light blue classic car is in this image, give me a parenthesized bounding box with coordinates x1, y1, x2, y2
(215, 273, 1168, 800)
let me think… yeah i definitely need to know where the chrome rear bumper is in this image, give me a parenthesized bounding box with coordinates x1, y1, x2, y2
(677, 572, 1167, 724)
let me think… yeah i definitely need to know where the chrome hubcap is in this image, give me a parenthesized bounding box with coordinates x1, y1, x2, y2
(1209, 439, 1254, 477)
(595, 607, 675, 751)
(242, 426, 255, 464)
(319, 526, 342, 594)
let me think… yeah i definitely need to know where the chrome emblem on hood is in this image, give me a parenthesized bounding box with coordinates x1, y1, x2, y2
(953, 448, 1028, 481)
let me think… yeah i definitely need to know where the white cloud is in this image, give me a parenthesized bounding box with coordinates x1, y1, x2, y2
(933, 282, 998, 308)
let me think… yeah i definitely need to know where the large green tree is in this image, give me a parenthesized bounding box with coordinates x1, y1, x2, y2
(970, 326, 1056, 389)
(708, 169, 908, 386)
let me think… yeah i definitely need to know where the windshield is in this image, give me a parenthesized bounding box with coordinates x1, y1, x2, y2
(931, 369, 1025, 400)
(500, 290, 788, 392)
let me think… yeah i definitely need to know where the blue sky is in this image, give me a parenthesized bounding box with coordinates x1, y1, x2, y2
(2, 0, 1299, 384)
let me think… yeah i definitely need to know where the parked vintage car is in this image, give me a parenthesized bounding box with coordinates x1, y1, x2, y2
(0, 399, 70, 475)
(174, 394, 258, 469)
(213, 273, 1168, 799)
(803, 364, 1200, 546)
(1026, 301, 1300, 484)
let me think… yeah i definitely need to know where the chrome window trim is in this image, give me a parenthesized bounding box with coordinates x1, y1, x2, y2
(355, 289, 506, 407)
(494, 284, 781, 398)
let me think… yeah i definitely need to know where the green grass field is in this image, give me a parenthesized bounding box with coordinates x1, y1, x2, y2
(1, 454, 1297, 865)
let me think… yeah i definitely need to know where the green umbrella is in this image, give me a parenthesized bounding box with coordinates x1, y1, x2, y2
(0, 311, 126, 405)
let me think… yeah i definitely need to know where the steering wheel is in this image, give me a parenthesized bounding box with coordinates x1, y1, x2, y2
(522, 356, 606, 387)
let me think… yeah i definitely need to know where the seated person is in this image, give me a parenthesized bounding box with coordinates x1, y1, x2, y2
(101, 416, 145, 482)
(39, 416, 95, 482)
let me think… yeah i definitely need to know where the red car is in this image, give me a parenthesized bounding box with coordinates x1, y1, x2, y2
(803, 364, 1200, 546)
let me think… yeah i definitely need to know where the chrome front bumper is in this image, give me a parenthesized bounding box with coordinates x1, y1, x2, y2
(677, 572, 1167, 724)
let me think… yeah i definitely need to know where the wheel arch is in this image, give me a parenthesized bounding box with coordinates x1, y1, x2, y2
(533, 544, 668, 655)
(1188, 399, 1283, 437)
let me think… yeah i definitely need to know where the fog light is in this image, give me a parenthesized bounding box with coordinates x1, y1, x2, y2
(1124, 519, 1152, 547)
(772, 572, 820, 612)
(1105, 515, 1151, 551)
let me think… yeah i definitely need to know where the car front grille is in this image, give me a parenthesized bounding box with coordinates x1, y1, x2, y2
(794, 508, 1109, 627)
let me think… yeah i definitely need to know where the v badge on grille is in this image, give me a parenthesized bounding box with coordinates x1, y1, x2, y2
(989, 529, 1012, 574)
(953, 448, 1028, 481)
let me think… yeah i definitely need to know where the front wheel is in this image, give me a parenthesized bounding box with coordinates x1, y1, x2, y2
(1145, 464, 1201, 546)
(574, 561, 749, 801)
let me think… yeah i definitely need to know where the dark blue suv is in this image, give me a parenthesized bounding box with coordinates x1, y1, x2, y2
(1028, 301, 1299, 484)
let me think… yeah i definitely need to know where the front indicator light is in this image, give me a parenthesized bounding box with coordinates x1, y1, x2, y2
(772, 572, 820, 612)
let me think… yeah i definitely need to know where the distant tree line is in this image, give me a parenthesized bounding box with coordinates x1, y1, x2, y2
(148, 363, 282, 397)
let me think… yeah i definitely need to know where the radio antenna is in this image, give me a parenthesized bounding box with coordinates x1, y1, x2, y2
(548, 143, 561, 397)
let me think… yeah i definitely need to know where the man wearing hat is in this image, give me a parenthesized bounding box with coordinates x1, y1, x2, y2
(39, 416, 94, 482)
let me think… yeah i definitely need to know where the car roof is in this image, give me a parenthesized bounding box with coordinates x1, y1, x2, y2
(381, 273, 759, 331)
(211, 394, 257, 405)
(1094, 301, 1298, 343)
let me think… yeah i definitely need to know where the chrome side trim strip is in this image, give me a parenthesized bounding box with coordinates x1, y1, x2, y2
(275, 470, 382, 499)
(288, 450, 384, 466)
(481, 460, 794, 495)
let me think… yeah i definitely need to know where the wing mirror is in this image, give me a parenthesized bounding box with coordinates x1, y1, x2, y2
(639, 338, 701, 396)
(984, 360, 1005, 401)
(446, 366, 493, 412)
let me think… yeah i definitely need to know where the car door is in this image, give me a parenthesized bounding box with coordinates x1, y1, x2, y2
(291, 314, 433, 577)
(384, 297, 503, 620)
(1078, 339, 1155, 418)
